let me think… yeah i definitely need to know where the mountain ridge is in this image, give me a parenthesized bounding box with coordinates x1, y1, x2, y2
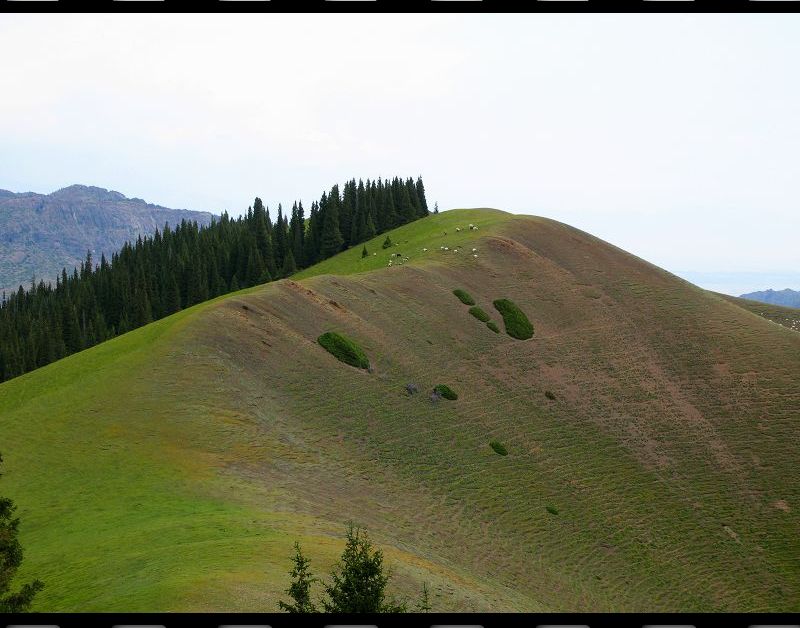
(0, 184, 216, 294)
(739, 288, 800, 308)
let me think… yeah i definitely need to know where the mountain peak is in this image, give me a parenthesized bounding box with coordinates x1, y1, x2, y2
(50, 184, 128, 202)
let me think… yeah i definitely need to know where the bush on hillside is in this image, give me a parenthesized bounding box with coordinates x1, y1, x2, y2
(492, 299, 534, 340)
(433, 384, 458, 400)
(382, 236, 393, 249)
(546, 505, 559, 516)
(468, 306, 490, 322)
(486, 321, 500, 333)
(545, 390, 556, 400)
(489, 440, 508, 456)
(317, 332, 370, 370)
(453, 289, 475, 306)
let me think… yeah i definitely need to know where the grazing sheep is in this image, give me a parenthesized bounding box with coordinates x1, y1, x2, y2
(373, 252, 377, 256)
(422, 248, 428, 252)
(444, 247, 449, 251)
(472, 248, 477, 252)
(456, 227, 461, 232)
(473, 254, 478, 258)
(406, 383, 420, 395)
(430, 390, 442, 403)
(469, 223, 474, 228)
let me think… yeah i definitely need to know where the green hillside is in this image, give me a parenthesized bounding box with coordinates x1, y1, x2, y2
(1, 209, 798, 612)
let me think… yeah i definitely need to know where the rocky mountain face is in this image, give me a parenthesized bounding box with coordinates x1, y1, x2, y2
(0, 184, 215, 294)
(740, 288, 800, 308)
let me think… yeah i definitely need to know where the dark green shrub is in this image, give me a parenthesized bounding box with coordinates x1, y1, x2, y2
(382, 236, 392, 249)
(545, 390, 556, 400)
(433, 384, 457, 400)
(486, 321, 500, 333)
(361, 245, 368, 258)
(468, 306, 490, 322)
(492, 299, 534, 340)
(489, 440, 508, 456)
(546, 505, 559, 516)
(317, 332, 370, 370)
(453, 289, 475, 306)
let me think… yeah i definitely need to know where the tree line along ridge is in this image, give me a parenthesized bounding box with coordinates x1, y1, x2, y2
(0, 176, 429, 383)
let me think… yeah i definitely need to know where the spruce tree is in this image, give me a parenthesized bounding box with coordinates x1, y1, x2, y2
(364, 211, 376, 241)
(361, 245, 368, 258)
(254, 197, 278, 278)
(0, 453, 44, 612)
(397, 180, 416, 223)
(290, 201, 305, 269)
(278, 542, 317, 613)
(319, 197, 344, 258)
(415, 177, 429, 215)
(321, 524, 406, 613)
(281, 249, 297, 277)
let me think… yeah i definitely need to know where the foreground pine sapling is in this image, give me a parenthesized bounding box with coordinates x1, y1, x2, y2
(278, 542, 318, 613)
(0, 453, 44, 612)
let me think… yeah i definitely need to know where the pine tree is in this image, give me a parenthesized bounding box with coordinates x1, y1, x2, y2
(364, 212, 376, 240)
(254, 198, 278, 278)
(382, 235, 392, 249)
(321, 524, 406, 613)
(362, 245, 368, 258)
(0, 453, 44, 612)
(273, 204, 288, 271)
(319, 196, 344, 258)
(290, 201, 305, 268)
(247, 247, 266, 286)
(281, 248, 297, 277)
(415, 176, 429, 215)
(278, 542, 317, 613)
(397, 180, 416, 223)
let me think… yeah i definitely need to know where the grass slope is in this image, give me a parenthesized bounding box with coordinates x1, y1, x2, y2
(1, 209, 799, 612)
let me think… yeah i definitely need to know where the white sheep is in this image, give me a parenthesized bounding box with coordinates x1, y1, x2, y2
(444, 247, 449, 251)
(455, 227, 461, 232)
(469, 223, 474, 228)
(422, 248, 428, 252)
(473, 254, 478, 258)
(472, 248, 477, 252)
(373, 252, 377, 256)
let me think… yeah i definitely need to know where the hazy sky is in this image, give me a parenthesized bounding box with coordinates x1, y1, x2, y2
(1, 13, 798, 294)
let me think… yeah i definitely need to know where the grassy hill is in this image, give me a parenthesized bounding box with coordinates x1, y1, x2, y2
(717, 292, 800, 333)
(1, 209, 798, 612)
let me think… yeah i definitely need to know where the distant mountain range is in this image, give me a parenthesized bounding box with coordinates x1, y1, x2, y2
(0, 184, 215, 294)
(740, 288, 800, 308)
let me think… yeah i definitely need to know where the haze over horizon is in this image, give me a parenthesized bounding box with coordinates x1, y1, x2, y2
(1, 13, 798, 294)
